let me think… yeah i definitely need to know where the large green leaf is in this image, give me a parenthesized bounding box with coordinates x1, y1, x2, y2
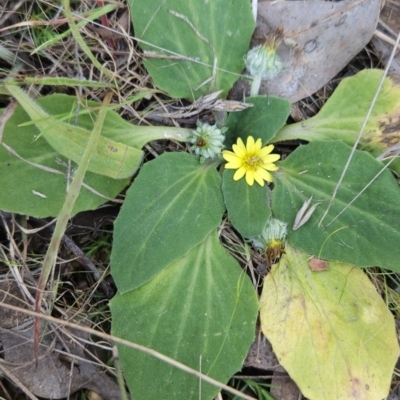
(111, 230, 258, 400)
(222, 169, 271, 238)
(260, 244, 399, 400)
(272, 141, 400, 272)
(0, 93, 193, 217)
(5, 85, 143, 179)
(129, 0, 255, 99)
(31, 94, 192, 149)
(272, 69, 400, 174)
(0, 104, 128, 218)
(111, 153, 225, 293)
(224, 96, 291, 148)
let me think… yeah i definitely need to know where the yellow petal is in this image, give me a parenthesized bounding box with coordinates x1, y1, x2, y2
(264, 163, 279, 171)
(253, 171, 265, 186)
(257, 168, 273, 182)
(222, 149, 235, 158)
(246, 136, 255, 153)
(259, 144, 274, 157)
(225, 162, 241, 169)
(223, 152, 241, 163)
(263, 153, 280, 163)
(233, 167, 247, 180)
(237, 137, 246, 150)
(232, 142, 246, 158)
(254, 138, 263, 152)
(245, 170, 255, 186)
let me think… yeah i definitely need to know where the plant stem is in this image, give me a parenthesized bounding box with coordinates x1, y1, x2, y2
(250, 74, 262, 96)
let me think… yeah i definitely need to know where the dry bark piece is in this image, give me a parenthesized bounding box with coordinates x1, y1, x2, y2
(233, 0, 381, 103)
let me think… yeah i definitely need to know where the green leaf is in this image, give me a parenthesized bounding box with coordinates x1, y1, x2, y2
(0, 105, 128, 218)
(272, 69, 400, 174)
(260, 244, 399, 400)
(111, 230, 258, 400)
(224, 96, 290, 148)
(272, 141, 400, 272)
(22, 77, 116, 87)
(111, 153, 225, 293)
(222, 169, 271, 238)
(128, 0, 255, 99)
(31, 94, 192, 149)
(5, 85, 143, 179)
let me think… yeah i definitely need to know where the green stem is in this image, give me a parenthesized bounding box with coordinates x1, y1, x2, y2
(250, 74, 262, 96)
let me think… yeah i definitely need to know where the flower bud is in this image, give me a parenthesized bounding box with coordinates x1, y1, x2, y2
(189, 121, 227, 160)
(245, 43, 283, 80)
(250, 218, 288, 266)
(251, 218, 287, 251)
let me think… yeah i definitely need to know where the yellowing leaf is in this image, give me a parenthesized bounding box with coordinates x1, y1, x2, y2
(273, 69, 400, 174)
(260, 244, 399, 400)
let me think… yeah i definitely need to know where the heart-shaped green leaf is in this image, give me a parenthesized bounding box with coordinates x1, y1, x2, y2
(260, 244, 399, 400)
(111, 230, 258, 400)
(111, 152, 225, 293)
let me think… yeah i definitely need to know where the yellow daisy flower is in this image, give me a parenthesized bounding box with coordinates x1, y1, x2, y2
(222, 136, 280, 186)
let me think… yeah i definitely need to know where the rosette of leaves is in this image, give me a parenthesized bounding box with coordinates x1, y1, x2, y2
(110, 95, 291, 399)
(111, 70, 400, 400)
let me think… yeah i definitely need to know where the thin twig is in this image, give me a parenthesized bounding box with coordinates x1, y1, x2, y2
(0, 363, 39, 400)
(61, 234, 114, 298)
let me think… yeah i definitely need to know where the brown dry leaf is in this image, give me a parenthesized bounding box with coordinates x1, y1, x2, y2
(234, 0, 381, 103)
(0, 280, 122, 400)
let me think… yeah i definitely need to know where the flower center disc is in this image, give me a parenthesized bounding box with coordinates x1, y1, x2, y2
(245, 155, 262, 169)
